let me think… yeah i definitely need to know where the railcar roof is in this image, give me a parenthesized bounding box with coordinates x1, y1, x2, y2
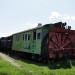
(12, 25, 43, 35)
(12, 22, 65, 35)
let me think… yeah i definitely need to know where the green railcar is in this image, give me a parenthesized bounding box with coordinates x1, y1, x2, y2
(12, 27, 42, 55)
(12, 22, 63, 59)
(12, 24, 52, 54)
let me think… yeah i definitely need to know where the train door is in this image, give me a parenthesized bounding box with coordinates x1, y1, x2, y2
(36, 29, 42, 54)
(32, 30, 36, 53)
(32, 29, 42, 54)
(23, 32, 31, 53)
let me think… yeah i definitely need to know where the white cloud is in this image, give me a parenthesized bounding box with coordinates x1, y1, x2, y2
(49, 11, 75, 30)
(49, 11, 75, 21)
(49, 12, 61, 20)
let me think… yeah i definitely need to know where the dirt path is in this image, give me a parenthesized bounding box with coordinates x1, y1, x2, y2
(0, 53, 21, 68)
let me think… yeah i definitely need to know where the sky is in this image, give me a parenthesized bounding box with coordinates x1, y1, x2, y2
(0, 0, 75, 37)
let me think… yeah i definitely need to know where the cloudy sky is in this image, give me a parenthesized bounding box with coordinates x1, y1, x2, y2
(0, 0, 75, 37)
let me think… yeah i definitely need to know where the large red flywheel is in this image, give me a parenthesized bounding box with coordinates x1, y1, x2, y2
(48, 28, 75, 59)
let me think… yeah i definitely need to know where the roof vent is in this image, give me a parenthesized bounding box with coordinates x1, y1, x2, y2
(38, 23, 42, 27)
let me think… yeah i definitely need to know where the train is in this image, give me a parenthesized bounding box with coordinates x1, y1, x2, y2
(0, 22, 75, 62)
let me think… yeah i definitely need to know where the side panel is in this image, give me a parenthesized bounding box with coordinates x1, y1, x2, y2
(12, 28, 42, 55)
(12, 31, 33, 53)
(12, 33, 24, 52)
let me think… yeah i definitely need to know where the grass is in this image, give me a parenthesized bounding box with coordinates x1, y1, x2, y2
(0, 56, 75, 75)
(16, 59, 75, 75)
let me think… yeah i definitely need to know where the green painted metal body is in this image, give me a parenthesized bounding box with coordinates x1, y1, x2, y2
(12, 24, 53, 55)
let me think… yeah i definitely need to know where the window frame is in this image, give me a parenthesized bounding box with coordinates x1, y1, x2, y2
(37, 32, 41, 39)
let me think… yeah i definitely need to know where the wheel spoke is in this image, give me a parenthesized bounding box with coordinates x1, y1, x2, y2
(49, 32, 72, 50)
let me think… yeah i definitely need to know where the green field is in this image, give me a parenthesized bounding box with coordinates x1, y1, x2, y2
(0, 55, 75, 75)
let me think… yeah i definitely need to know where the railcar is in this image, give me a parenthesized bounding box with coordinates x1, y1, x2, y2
(0, 36, 12, 53)
(11, 22, 75, 62)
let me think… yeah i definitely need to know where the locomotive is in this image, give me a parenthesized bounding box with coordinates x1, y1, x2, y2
(0, 22, 75, 62)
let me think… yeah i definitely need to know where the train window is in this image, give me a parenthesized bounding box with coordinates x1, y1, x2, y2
(37, 33, 41, 39)
(33, 31, 36, 40)
(15, 35, 19, 41)
(25, 34, 27, 40)
(23, 34, 24, 40)
(28, 34, 30, 40)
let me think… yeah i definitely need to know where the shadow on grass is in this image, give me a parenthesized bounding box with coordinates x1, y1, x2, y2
(0, 72, 10, 75)
(7, 52, 75, 70)
(10, 54, 73, 69)
(48, 59, 72, 69)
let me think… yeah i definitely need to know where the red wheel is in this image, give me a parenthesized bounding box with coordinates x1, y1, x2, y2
(48, 28, 75, 59)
